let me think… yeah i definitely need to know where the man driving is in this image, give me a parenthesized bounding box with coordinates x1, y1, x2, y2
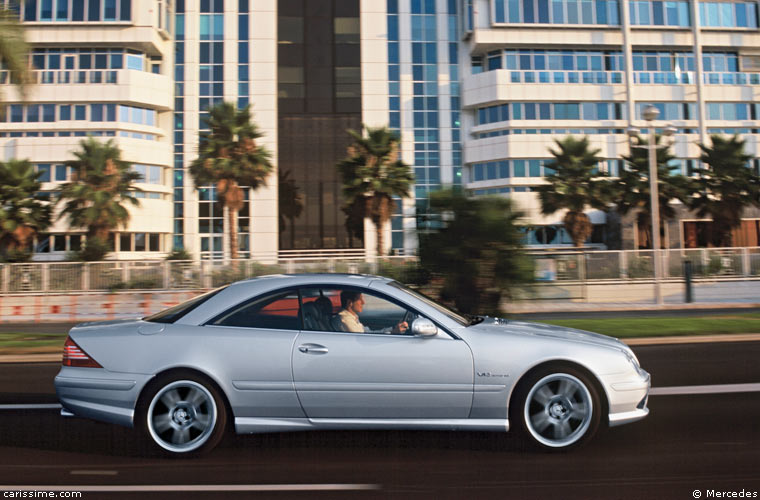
(333, 290, 408, 334)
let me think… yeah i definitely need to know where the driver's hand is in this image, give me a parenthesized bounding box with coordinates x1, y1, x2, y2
(392, 321, 408, 334)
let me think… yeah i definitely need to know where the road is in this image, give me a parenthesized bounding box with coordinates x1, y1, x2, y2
(0, 342, 758, 499)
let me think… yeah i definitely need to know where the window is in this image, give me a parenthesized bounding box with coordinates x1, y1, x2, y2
(210, 289, 302, 330)
(36, 164, 52, 182)
(120, 233, 131, 251)
(55, 164, 67, 181)
(145, 286, 227, 324)
(299, 287, 414, 335)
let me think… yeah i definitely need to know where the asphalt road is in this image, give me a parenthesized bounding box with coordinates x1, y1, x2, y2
(0, 342, 758, 499)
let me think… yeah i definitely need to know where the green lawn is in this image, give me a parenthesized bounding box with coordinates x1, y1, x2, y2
(537, 313, 760, 338)
(1, 313, 760, 354)
(0, 333, 66, 354)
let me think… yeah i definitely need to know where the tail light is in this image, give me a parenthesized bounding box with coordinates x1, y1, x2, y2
(62, 336, 103, 368)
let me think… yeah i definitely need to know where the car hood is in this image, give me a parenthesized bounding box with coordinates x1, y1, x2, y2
(468, 318, 626, 350)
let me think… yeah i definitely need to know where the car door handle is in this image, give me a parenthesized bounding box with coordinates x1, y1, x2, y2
(298, 343, 328, 355)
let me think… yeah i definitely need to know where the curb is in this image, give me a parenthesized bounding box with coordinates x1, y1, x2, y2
(2, 333, 760, 363)
(0, 353, 61, 363)
(622, 333, 760, 346)
(504, 302, 760, 314)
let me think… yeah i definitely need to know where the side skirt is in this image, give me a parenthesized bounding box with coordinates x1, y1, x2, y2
(235, 417, 509, 434)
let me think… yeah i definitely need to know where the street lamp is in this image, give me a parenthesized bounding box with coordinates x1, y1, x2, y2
(627, 105, 676, 305)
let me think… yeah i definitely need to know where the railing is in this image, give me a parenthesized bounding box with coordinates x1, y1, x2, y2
(0, 69, 120, 85)
(1, 247, 759, 294)
(532, 247, 760, 282)
(506, 70, 624, 84)
(497, 70, 760, 85)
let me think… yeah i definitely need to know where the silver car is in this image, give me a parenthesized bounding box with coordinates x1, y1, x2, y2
(55, 274, 650, 456)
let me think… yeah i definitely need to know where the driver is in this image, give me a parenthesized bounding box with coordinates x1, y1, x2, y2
(333, 290, 408, 334)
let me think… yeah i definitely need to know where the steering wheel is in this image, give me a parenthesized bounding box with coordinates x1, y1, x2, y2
(402, 310, 417, 333)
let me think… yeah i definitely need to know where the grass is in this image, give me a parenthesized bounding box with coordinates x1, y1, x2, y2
(0, 333, 66, 355)
(537, 312, 760, 338)
(1, 313, 760, 355)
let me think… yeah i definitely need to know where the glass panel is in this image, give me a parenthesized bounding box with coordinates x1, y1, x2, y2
(212, 289, 302, 329)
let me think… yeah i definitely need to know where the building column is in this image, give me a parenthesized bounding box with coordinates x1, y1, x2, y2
(690, 0, 708, 146)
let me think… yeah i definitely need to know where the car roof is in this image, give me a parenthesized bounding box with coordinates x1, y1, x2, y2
(234, 273, 393, 286)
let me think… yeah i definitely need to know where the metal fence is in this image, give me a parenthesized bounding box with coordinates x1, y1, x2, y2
(2, 247, 759, 294)
(532, 247, 760, 282)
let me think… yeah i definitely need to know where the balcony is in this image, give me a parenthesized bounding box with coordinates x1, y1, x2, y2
(0, 69, 172, 110)
(462, 70, 628, 108)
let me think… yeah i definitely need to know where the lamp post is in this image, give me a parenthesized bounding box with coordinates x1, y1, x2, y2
(627, 105, 676, 305)
(643, 105, 663, 305)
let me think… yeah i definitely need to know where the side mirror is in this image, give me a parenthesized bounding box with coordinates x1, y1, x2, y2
(411, 317, 438, 338)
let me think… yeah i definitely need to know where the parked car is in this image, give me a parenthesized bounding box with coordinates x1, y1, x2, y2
(55, 274, 650, 456)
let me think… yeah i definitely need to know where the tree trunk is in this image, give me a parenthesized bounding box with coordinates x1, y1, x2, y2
(371, 195, 391, 257)
(228, 204, 238, 261)
(563, 211, 592, 248)
(218, 179, 244, 261)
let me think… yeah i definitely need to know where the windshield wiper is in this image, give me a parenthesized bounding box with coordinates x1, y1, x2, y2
(466, 315, 485, 326)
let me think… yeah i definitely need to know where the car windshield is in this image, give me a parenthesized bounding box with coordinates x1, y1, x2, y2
(388, 281, 469, 327)
(144, 286, 227, 324)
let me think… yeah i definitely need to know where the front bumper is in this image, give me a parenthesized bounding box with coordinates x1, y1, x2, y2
(606, 368, 650, 427)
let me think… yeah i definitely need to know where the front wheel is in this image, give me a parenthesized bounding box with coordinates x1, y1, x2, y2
(137, 373, 227, 456)
(510, 367, 601, 450)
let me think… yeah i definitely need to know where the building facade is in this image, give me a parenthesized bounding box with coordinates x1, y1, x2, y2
(460, 0, 760, 248)
(1, 0, 174, 260)
(3, 0, 760, 261)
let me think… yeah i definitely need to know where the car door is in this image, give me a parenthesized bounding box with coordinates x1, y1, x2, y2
(292, 286, 474, 419)
(202, 287, 304, 419)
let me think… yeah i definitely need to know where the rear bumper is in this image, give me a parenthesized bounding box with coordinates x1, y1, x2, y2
(54, 366, 152, 428)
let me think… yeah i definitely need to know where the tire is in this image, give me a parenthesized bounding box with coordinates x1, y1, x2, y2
(136, 371, 228, 457)
(510, 366, 601, 451)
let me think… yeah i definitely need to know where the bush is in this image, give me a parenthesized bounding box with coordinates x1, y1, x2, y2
(165, 248, 192, 261)
(1, 248, 32, 263)
(418, 189, 534, 316)
(376, 259, 431, 287)
(74, 237, 112, 261)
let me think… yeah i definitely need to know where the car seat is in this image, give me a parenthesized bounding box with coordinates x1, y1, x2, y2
(301, 301, 327, 331)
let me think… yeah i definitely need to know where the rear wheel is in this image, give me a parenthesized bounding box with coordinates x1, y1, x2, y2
(137, 372, 227, 456)
(510, 366, 601, 450)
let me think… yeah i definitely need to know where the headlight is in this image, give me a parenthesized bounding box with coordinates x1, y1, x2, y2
(621, 348, 645, 376)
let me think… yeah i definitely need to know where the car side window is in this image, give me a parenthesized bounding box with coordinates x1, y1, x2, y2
(209, 289, 301, 330)
(300, 286, 415, 335)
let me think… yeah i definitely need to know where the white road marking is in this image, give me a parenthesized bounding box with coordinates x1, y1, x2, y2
(0, 484, 380, 492)
(0, 404, 61, 410)
(70, 470, 118, 476)
(650, 382, 760, 395)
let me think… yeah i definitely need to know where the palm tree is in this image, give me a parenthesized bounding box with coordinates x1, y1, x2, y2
(535, 136, 610, 247)
(615, 134, 691, 249)
(0, 4, 32, 113)
(190, 102, 272, 260)
(57, 137, 141, 245)
(690, 134, 760, 247)
(0, 159, 51, 258)
(278, 169, 303, 249)
(336, 126, 414, 257)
